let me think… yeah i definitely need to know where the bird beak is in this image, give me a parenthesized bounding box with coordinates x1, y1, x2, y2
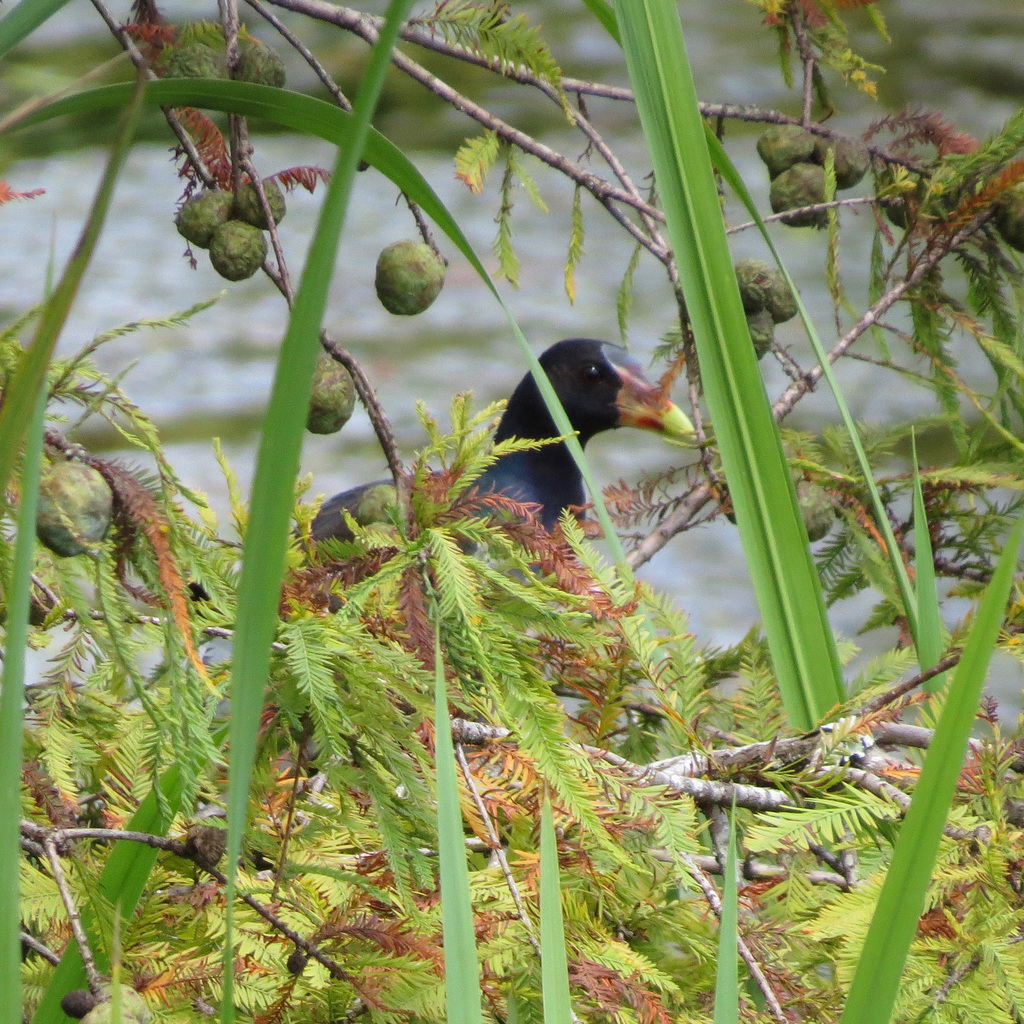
(615, 370, 695, 439)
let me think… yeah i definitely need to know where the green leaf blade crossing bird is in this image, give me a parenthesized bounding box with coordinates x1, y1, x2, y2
(310, 338, 694, 542)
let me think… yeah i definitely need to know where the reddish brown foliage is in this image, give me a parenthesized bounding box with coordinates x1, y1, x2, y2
(569, 958, 673, 1024)
(397, 563, 435, 667)
(867, 109, 978, 158)
(604, 467, 690, 530)
(0, 181, 45, 204)
(481, 500, 634, 619)
(102, 461, 209, 681)
(23, 761, 78, 827)
(123, 20, 176, 61)
(323, 914, 444, 966)
(656, 346, 686, 402)
(941, 157, 1024, 234)
(283, 548, 399, 613)
(464, 744, 541, 826)
(176, 109, 232, 190)
(275, 166, 331, 193)
(917, 907, 957, 940)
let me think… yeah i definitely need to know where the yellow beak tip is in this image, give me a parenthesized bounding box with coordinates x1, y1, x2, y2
(661, 403, 695, 440)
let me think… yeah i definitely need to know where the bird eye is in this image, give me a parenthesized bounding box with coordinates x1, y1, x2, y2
(581, 364, 603, 384)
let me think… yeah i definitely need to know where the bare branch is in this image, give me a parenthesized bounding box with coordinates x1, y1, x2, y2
(319, 333, 405, 489)
(788, 3, 817, 127)
(455, 743, 541, 955)
(23, 821, 360, 988)
(263, 0, 666, 225)
(42, 835, 104, 994)
(21, 930, 61, 966)
(584, 745, 795, 812)
(772, 212, 994, 422)
(678, 853, 790, 1024)
(243, 0, 354, 111)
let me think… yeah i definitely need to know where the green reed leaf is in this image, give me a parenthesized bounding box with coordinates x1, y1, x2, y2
(611, 0, 843, 728)
(840, 516, 1024, 1024)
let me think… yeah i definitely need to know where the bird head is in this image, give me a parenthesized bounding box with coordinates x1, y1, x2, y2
(523, 338, 693, 445)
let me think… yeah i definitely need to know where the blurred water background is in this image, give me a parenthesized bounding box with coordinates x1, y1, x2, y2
(2, 0, 1023, 691)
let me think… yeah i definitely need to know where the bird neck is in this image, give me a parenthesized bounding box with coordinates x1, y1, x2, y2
(494, 375, 598, 447)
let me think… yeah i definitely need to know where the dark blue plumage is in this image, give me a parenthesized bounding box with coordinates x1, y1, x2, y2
(310, 338, 691, 542)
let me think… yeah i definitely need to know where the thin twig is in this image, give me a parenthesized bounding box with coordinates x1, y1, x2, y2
(678, 853, 790, 1024)
(404, 193, 441, 251)
(788, 3, 817, 127)
(261, 0, 920, 174)
(626, 481, 715, 570)
(628, 211, 994, 569)
(43, 836, 104, 994)
(930, 954, 982, 1013)
(242, 154, 294, 301)
(263, 0, 665, 225)
(44, 608, 285, 653)
(220, 0, 249, 199)
(243, 0, 354, 111)
(23, 822, 359, 988)
(21, 931, 61, 965)
(807, 841, 855, 891)
(726, 195, 883, 234)
(455, 744, 540, 955)
(320, 333, 405, 489)
(857, 653, 960, 715)
(772, 212, 993, 422)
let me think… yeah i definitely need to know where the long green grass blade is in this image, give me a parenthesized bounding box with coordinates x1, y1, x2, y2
(539, 796, 572, 1024)
(704, 129, 921, 645)
(840, 516, 1024, 1024)
(434, 630, 484, 1024)
(218, 3, 414, 1019)
(577, 0, 620, 46)
(8, 81, 485, 285)
(0, 76, 144, 514)
(0, 81, 148, 1020)
(712, 809, 739, 1024)
(911, 436, 944, 692)
(0, 385, 46, 1024)
(611, 0, 843, 727)
(0, 0, 74, 60)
